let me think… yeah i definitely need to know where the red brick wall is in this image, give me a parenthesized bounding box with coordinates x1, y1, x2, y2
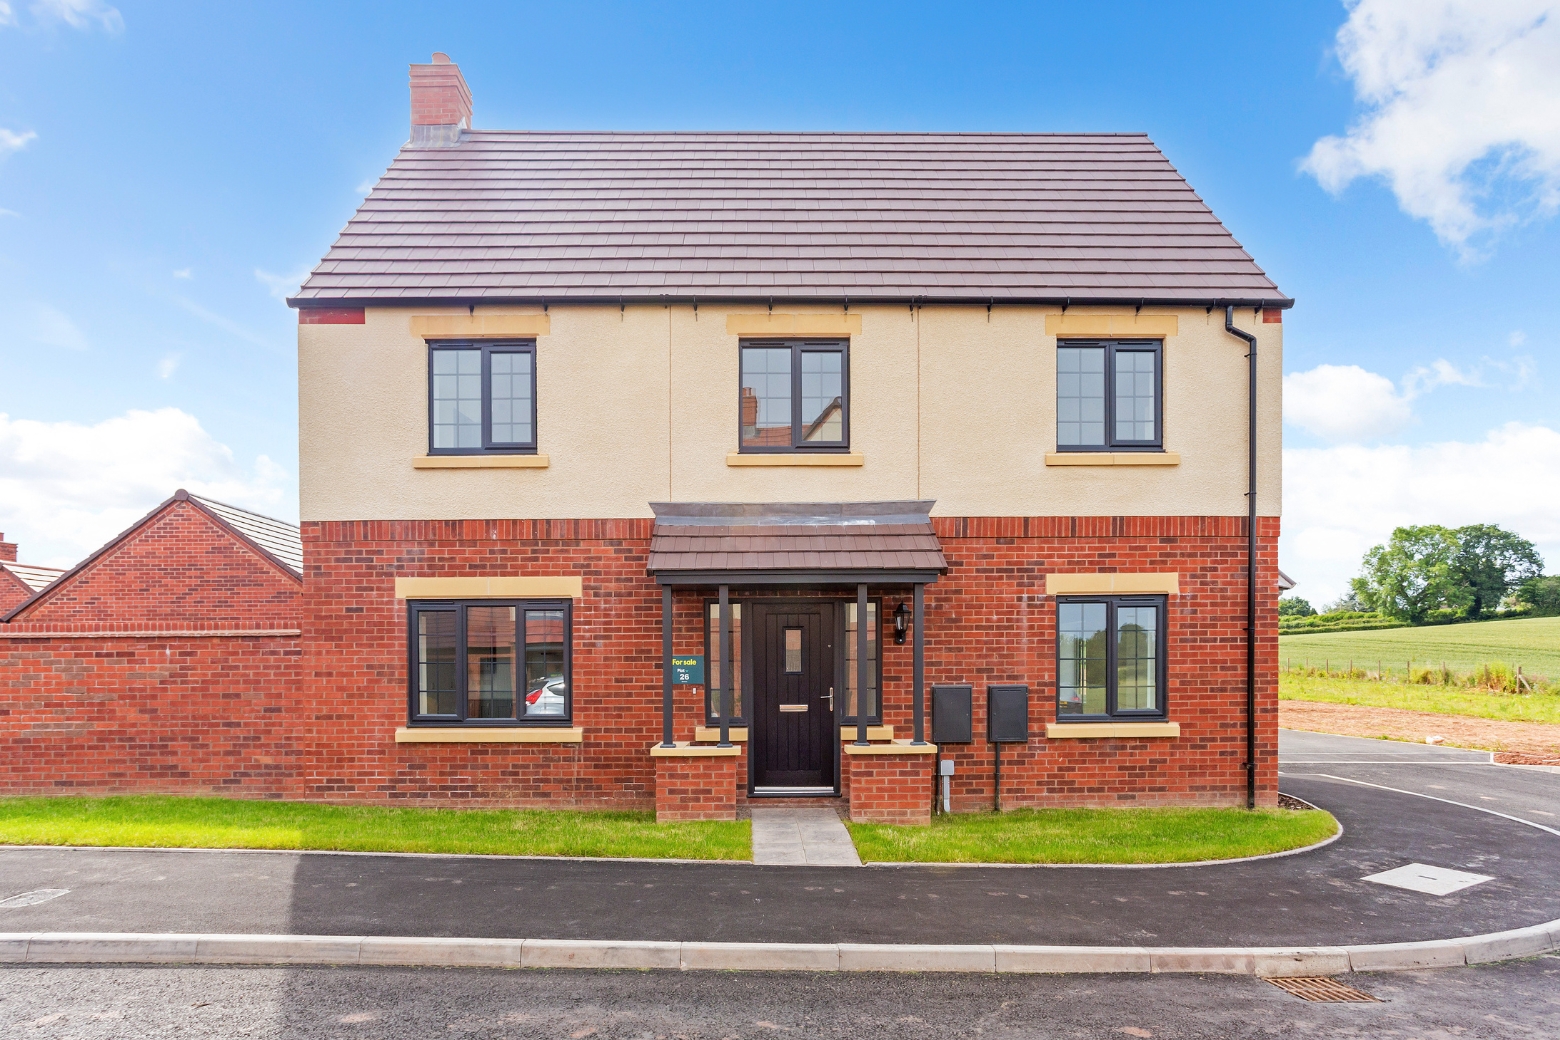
(10, 499, 300, 628)
(0, 634, 301, 796)
(299, 515, 1278, 811)
(846, 752, 934, 825)
(0, 570, 33, 616)
(654, 753, 740, 821)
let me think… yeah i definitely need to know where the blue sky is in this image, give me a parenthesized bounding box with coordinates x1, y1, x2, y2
(2, 0, 1558, 604)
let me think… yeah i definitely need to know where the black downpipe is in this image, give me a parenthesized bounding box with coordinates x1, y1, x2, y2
(1224, 305, 1258, 810)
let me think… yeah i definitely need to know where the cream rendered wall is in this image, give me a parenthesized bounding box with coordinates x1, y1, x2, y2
(297, 303, 1281, 522)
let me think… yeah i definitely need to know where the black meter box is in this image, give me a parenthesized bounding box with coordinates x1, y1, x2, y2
(931, 684, 972, 744)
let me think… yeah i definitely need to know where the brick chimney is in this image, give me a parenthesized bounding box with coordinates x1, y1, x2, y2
(0, 534, 16, 563)
(410, 52, 472, 148)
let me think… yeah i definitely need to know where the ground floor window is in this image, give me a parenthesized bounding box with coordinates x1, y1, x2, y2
(1056, 596, 1166, 720)
(407, 599, 571, 725)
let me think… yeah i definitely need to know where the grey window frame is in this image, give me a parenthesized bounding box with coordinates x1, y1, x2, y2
(406, 598, 573, 727)
(737, 338, 851, 453)
(1055, 339, 1163, 452)
(427, 339, 539, 455)
(1054, 595, 1168, 722)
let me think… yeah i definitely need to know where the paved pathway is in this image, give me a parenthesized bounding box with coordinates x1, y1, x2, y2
(750, 807, 861, 866)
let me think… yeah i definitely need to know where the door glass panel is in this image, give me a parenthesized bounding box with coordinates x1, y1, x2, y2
(740, 347, 792, 448)
(466, 606, 516, 718)
(1057, 346, 1105, 447)
(1058, 602, 1108, 715)
(432, 349, 483, 449)
(784, 627, 802, 673)
(800, 350, 843, 442)
(523, 609, 567, 717)
(707, 603, 744, 719)
(1115, 605, 1158, 711)
(844, 601, 878, 718)
(491, 351, 533, 445)
(416, 610, 458, 715)
(1114, 350, 1156, 442)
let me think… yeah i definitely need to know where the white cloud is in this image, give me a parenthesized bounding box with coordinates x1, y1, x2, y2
(0, 207, 19, 218)
(172, 267, 192, 280)
(0, 302, 89, 350)
(170, 294, 273, 350)
(156, 353, 179, 379)
(254, 267, 310, 302)
(30, 0, 121, 32)
(1284, 364, 1413, 441)
(1281, 422, 1560, 605)
(0, 128, 37, 157)
(1302, 0, 1560, 255)
(0, 407, 289, 568)
(1510, 329, 1527, 346)
(0, 2, 15, 27)
(1401, 358, 1482, 397)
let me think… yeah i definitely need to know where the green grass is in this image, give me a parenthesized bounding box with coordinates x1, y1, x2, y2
(847, 806, 1337, 864)
(0, 796, 751, 860)
(1279, 671, 1560, 725)
(1279, 615, 1560, 679)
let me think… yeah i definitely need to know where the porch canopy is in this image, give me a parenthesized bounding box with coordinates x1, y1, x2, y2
(647, 502, 947, 750)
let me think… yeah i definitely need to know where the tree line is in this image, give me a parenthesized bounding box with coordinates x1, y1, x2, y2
(1280, 524, 1557, 624)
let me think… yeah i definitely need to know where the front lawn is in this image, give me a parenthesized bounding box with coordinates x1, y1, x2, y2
(1279, 672, 1560, 725)
(848, 806, 1337, 864)
(0, 796, 750, 861)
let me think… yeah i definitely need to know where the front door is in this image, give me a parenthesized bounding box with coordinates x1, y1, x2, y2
(750, 602, 837, 793)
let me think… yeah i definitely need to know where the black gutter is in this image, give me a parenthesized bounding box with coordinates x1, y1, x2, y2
(287, 294, 1296, 311)
(1223, 305, 1258, 810)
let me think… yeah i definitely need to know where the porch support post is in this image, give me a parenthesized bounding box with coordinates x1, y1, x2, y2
(660, 584, 675, 748)
(718, 584, 733, 747)
(855, 583, 870, 746)
(911, 583, 927, 744)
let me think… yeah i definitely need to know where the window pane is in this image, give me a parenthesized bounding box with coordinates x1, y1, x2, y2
(1057, 346, 1105, 447)
(1115, 605, 1159, 711)
(416, 610, 458, 716)
(1058, 602, 1108, 715)
(523, 609, 567, 717)
(432, 349, 483, 449)
(784, 628, 802, 673)
(741, 347, 792, 448)
(707, 603, 743, 719)
(1114, 350, 1156, 442)
(800, 350, 844, 442)
(844, 601, 878, 718)
(465, 606, 516, 719)
(491, 351, 533, 445)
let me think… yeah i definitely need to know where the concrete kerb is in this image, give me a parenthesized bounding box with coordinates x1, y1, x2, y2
(3, 921, 1556, 975)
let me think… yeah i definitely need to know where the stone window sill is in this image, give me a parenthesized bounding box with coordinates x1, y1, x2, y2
(1045, 722, 1180, 739)
(649, 742, 743, 757)
(413, 455, 550, 469)
(395, 726, 583, 743)
(726, 453, 864, 467)
(843, 740, 937, 755)
(1044, 452, 1179, 467)
(690, 725, 894, 743)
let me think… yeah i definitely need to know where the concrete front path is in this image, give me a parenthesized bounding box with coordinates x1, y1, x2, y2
(750, 808, 861, 866)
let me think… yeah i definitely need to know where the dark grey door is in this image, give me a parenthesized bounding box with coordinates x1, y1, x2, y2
(751, 602, 836, 792)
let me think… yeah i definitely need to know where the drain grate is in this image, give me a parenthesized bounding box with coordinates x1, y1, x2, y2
(1264, 976, 1381, 1003)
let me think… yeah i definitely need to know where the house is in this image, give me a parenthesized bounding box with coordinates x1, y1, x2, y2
(283, 53, 1287, 823)
(0, 492, 302, 795)
(0, 533, 65, 616)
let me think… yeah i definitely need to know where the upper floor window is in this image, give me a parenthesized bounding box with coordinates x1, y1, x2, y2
(739, 339, 849, 452)
(408, 599, 571, 725)
(1056, 596, 1166, 720)
(429, 340, 536, 454)
(1056, 340, 1161, 451)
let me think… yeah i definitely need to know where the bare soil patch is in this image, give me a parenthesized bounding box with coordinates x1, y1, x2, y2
(1280, 700, 1560, 765)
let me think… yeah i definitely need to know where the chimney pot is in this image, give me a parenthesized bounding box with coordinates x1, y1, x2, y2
(0, 534, 16, 563)
(431, 51, 451, 63)
(409, 53, 472, 148)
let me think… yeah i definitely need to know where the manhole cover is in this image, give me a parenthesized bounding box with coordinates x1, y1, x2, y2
(1264, 976, 1381, 1003)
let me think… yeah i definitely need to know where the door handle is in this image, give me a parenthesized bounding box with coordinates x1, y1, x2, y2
(824, 687, 834, 710)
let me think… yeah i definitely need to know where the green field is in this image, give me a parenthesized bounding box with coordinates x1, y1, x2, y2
(0, 797, 751, 860)
(1279, 672, 1560, 725)
(1279, 616, 1560, 679)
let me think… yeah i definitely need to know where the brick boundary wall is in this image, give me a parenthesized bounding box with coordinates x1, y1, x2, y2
(654, 752, 741, 822)
(846, 752, 935, 825)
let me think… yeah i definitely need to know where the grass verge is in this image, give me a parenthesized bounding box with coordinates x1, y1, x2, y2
(1279, 615, 1560, 678)
(0, 796, 751, 861)
(847, 806, 1337, 864)
(1279, 672, 1560, 725)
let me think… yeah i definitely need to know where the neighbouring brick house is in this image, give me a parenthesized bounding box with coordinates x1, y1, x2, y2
(2, 54, 1289, 823)
(0, 534, 64, 616)
(0, 492, 303, 795)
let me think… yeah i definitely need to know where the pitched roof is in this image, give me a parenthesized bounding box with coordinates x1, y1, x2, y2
(1, 562, 66, 592)
(292, 132, 1288, 308)
(190, 494, 303, 576)
(648, 502, 947, 582)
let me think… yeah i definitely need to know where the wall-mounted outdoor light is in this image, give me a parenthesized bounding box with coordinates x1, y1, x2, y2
(893, 600, 910, 644)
